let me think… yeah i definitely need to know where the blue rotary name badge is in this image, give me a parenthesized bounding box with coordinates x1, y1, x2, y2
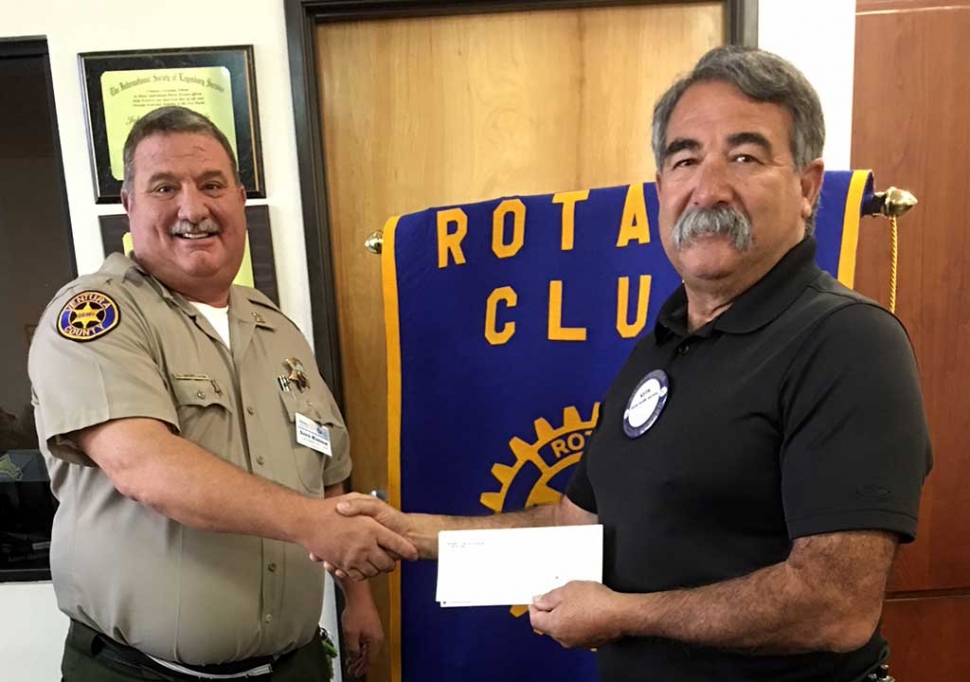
(623, 369, 670, 438)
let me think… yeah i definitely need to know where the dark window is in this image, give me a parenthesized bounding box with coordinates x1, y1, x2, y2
(0, 39, 74, 582)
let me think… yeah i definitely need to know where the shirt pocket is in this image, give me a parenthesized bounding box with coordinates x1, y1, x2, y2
(170, 376, 233, 443)
(278, 390, 346, 494)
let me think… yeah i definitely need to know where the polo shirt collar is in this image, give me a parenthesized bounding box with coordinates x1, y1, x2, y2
(656, 236, 821, 341)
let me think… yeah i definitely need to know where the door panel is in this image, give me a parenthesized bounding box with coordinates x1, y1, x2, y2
(881, 596, 970, 679)
(853, 1, 970, 679)
(315, 4, 722, 679)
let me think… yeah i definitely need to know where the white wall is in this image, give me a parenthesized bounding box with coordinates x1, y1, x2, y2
(0, 583, 64, 680)
(0, 0, 856, 679)
(759, 0, 857, 169)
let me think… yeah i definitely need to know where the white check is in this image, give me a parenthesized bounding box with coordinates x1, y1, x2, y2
(435, 524, 603, 607)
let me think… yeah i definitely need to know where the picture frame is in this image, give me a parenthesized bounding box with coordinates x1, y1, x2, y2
(79, 45, 264, 203)
(98, 205, 279, 305)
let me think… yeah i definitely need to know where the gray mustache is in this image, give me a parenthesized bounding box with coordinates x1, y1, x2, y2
(170, 218, 221, 237)
(672, 206, 752, 251)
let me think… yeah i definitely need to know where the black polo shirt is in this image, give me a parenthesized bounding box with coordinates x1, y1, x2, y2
(566, 237, 932, 682)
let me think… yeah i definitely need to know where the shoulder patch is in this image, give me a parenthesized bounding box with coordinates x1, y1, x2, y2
(57, 291, 121, 342)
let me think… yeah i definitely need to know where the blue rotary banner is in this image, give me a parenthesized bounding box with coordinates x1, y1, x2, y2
(381, 170, 874, 682)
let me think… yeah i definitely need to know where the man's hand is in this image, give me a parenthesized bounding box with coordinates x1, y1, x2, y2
(322, 493, 594, 576)
(340, 580, 384, 678)
(317, 494, 439, 578)
(336, 493, 412, 537)
(529, 581, 627, 649)
(302, 495, 417, 581)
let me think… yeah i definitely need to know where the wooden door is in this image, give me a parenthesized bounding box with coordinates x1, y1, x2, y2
(314, 4, 723, 678)
(852, 1, 970, 679)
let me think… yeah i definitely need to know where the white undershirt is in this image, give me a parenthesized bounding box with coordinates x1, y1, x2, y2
(190, 301, 231, 349)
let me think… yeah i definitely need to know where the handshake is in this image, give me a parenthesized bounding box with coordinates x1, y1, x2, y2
(299, 492, 616, 651)
(301, 493, 432, 581)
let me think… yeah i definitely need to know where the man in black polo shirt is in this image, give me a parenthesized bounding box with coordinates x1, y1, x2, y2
(333, 46, 932, 681)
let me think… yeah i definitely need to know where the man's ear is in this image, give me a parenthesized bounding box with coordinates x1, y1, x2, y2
(799, 159, 825, 220)
(121, 188, 131, 213)
(655, 170, 663, 194)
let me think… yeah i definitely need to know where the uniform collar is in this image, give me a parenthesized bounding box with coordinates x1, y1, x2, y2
(656, 237, 821, 342)
(102, 252, 277, 330)
(102, 252, 184, 307)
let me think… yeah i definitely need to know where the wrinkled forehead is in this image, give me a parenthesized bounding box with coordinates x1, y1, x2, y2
(131, 132, 235, 180)
(664, 82, 793, 157)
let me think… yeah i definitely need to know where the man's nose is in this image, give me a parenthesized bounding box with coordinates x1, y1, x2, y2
(691, 158, 734, 209)
(176, 185, 211, 224)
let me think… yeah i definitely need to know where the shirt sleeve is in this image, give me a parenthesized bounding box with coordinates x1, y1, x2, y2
(28, 284, 178, 465)
(780, 303, 932, 542)
(565, 422, 600, 514)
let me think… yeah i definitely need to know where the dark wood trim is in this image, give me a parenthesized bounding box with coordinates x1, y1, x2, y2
(285, 0, 344, 401)
(285, 0, 753, 407)
(0, 37, 48, 57)
(888, 587, 970, 601)
(727, 0, 758, 47)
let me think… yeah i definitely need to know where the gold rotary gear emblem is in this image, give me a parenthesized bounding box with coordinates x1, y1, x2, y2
(479, 404, 600, 618)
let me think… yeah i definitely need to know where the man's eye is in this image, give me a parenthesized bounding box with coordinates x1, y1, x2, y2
(153, 185, 174, 195)
(671, 158, 697, 169)
(733, 154, 759, 164)
(203, 182, 225, 192)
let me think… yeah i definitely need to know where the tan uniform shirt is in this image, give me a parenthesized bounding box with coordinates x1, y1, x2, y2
(29, 253, 352, 664)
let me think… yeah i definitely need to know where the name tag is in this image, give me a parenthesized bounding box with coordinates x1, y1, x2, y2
(295, 413, 332, 456)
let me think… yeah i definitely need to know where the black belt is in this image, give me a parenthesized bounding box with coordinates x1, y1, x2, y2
(67, 620, 298, 680)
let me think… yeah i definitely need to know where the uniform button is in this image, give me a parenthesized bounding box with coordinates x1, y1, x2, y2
(268, 562, 277, 573)
(265, 614, 273, 623)
(256, 455, 265, 465)
(247, 406, 255, 415)
(196, 390, 206, 399)
(677, 343, 690, 355)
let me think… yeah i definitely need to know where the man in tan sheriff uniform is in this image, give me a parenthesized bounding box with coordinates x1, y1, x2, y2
(29, 106, 416, 682)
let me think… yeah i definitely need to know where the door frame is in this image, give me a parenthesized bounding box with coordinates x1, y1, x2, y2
(284, 0, 757, 405)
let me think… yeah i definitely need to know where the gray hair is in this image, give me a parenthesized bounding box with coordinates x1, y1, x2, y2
(121, 106, 240, 192)
(651, 46, 825, 233)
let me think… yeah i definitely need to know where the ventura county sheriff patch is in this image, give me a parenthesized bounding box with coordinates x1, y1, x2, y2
(57, 291, 120, 342)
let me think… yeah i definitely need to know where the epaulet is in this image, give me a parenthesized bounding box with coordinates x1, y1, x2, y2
(233, 285, 307, 335)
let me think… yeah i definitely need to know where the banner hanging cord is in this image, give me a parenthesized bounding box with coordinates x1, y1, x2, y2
(889, 215, 898, 314)
(870, 186, 916, 316)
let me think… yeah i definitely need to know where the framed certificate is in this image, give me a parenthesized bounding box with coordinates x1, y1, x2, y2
(98, 205, 279, 305)
(79, 45, 264, 203)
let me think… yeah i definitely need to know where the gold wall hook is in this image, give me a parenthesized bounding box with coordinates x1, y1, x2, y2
(364, 230, 384, 254)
